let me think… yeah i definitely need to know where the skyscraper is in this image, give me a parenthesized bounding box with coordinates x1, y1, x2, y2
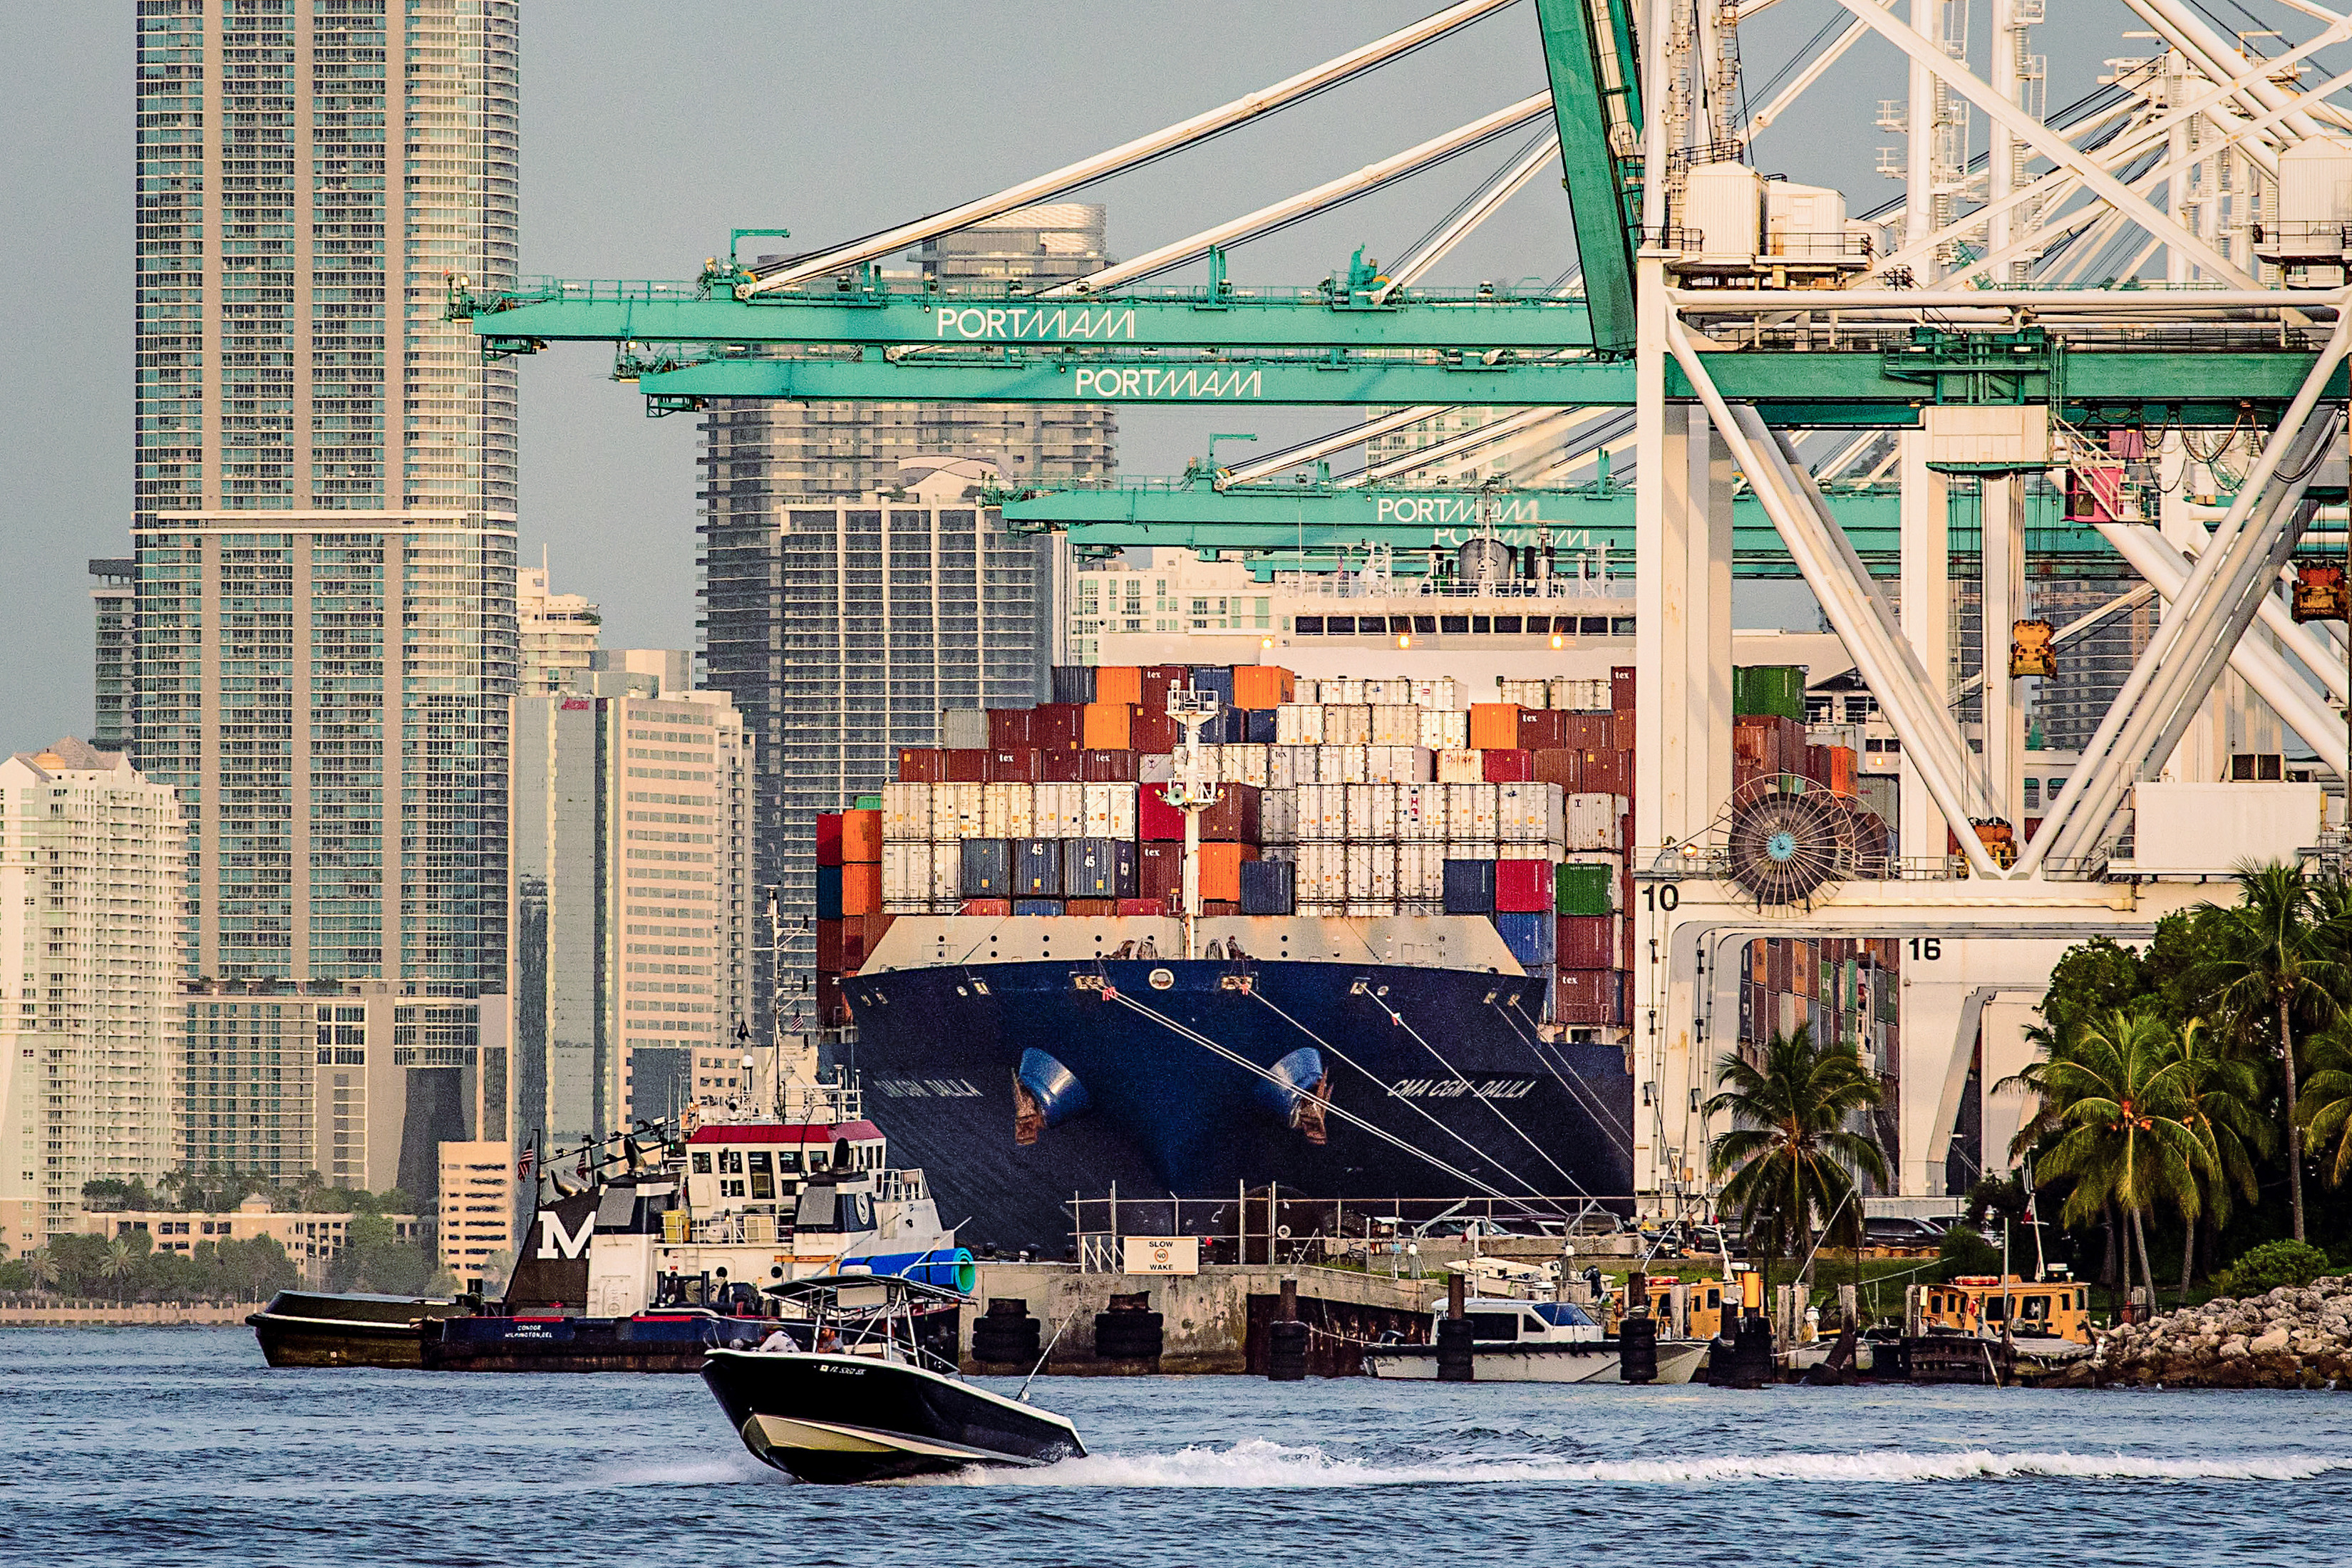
(125, 1, 521, 996)
(516, 559, 602, 696)
(0, 741, 185, 1248)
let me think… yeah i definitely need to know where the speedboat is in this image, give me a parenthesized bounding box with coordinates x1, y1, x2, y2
(701, 1274, 1085, 1484)
(1361, 1294, 1711, 1383)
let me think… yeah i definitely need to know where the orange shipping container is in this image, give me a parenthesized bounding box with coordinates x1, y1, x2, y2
(840, 862, 881, 917)
(1232, 664, 1296, 710)
(1094, 666, 1144, 706)
(1468, 703, 1523, 751)
(840, 808, 882, 864)
(1196, 842, 1262, 904)
(1081, 702, 1134, 751)
(1827, 745, 1857, 796)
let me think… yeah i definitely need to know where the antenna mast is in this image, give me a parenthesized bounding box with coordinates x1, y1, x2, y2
(1164, 685, 1224, 961)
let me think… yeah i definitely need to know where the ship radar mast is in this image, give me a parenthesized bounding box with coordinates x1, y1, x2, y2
(1165, 686, 1224, 961)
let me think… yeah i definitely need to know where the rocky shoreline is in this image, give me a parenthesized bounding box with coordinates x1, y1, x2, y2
(2045, 1275, 2352, 1389)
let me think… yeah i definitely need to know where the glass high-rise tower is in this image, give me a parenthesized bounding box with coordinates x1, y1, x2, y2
(123, 1, 520, 995)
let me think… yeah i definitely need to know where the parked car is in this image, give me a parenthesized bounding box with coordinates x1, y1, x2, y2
(1862, 1215, 1949, 1248)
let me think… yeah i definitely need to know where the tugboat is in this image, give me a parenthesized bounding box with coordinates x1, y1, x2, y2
(702, 1274, 1085, 1484)
(245, 1289, 468, 1369)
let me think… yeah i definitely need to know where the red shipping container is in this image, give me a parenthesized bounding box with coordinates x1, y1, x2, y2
(986, 747, 1041, 783)
(1620, 914, 1636, 971)
(1139, 784, 1185, 842)
(815, 812, 845, 868)
(1138, 842, 1183, 905)
(1577, 748, 1629, 795)
(841, 862, 881, 917)
(1130, 707, 1180, 754)
(1140, 782, 1261, 842)
(1552, 969, 1625, 1026)
(896, 748, 945, 784)
(1066, 899, 1118, 917)
(863, 912, 897, 960)
(1038, 748, 1086, 783)
(1531, 748, 1579, 790)
(1561, 713, 1618, 752)
(815, 918, 845, 974)
(840, 924, 869, 973)
(989, 708, 1033, 749)
(1031, 703, 1083, 753)
(840, 808, 882, 864)
(1078, 748, 1138, 783)
(1201, 899, 1241, 917)
(1115, 897, 1165, 917)
(1495, 858, 1553, 912)
(1611, 666, 1635, 714)
(1803, 744, 1832, 788)
(942, 748, 989, 783)
(1482, 748, 1534, 784)
(1517, 708, 1569, 752)
(1557, 914, 1617, 969)
(817, 974, 850, 1027)
(959, 898, 1013, 916)
(1141, 664, 1188, 708)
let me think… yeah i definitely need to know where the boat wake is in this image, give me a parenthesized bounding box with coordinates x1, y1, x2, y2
(921, 1439, 2352, 1488)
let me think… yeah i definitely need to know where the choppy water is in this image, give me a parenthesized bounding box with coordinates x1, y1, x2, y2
(7, 1329, 2351, 1565)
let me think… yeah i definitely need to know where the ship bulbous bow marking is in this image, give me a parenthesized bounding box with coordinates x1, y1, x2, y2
(1252, 1047, 1332, 1145)
(1012, 1048, 1093, 1147)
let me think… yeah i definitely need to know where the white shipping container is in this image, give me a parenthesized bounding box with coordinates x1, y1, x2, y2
(1260, 787, 1299, 845)
(1267, 745, 1308, 790)
(882, 899, 929, 916)
(1445, 840, 1502, 866)
(1322, 704, 1372, 746)
(935, 782, 985, 840)
(1220, 743, 1270, 789)
(1364, 745, 1435, 784)
(1548, 677, 1611, 711)
(1296, 783, 1349, 840)
(1316, 745, 1369, 785)
(1275, 703, 1325, 745)
(1448, 782, 1500, 840)
(982, 781, 1034, 840)
(1295, 841, 1350, 904)
(1418, 709, 1470, 751)
(1346, 783, 1398, 840)
(1369, 704, 1422, 746)
(1366, 678, 1413, 705)
(1496, 782, 1567, 845)
(1566, 793, 1624, 852)
(1397, 841, 1450, 900)
(1498, 678, 1549, 708)
(882, 782, 930, 842)
(1346, 841, 1396, 902)
(1396, 783, 1448, 840)
(1412, 676, 1463, 711)
(929, 842, 963, 902)
(1259, 842, 1296, 864)
(1034, 781, 1087, 837)
(1083, 782, 1139, 840)
(1293, 678, 1323, 705)
(1346, 899, 1401, 919)
(939, 708, 989, 750)
(1436, 748, 1486, 785)
(1332, 678, 1368, 706)
(1299, 900, 1347, 918)
(882, 842, 929, 903)
(1138, 753, 1175, 784)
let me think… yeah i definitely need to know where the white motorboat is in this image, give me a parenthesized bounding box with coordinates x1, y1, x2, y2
(1362, 1296, 1711, 1383)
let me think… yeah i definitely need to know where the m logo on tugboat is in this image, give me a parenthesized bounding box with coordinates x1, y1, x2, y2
(537, 1208, 593, 1260)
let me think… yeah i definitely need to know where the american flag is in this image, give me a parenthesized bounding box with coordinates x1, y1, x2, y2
(515, 1145, 535, 1181)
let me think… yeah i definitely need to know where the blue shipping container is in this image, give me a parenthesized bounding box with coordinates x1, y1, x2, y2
(1244, 708, 1278, 745)
(1442, 859, 1497, 914)
(815, 864, 844, 922)
(1189, 666, 1236, 703)
(1062, 837, 1138, 899)
(1494, 911, 1557, 966)
(1239, 857, 1295, 915)
(960, 839, 1013, 899)
(1016, 838, 1061, 896)
(1013, 898, 1064, 917)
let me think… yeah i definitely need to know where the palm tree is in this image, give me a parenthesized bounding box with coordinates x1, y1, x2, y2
(1706, 1025, 1888, 1294)
(98, 1237, 137, 1305)
(2202, 860, 2339, 1241)
(2297, 1021, 2352, 1189)
(2165, 1017, 2275, 1294)
(26, 1247, 59, 1295)
(2034, 1008, 2211, 1304)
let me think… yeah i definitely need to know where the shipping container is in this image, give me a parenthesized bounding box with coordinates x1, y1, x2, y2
(1239, 857, 1295, 914)
(1555, 860, 1617, 916)
(928, 781, 979, 840)
(1364, 744, 1435, 784)
(1078, 748, 1138, 783)
(1093, 666, 1140, 706)
(1446, 782, 1500, 840)
(1063, 837, 1138, 899)
(959, 898, 1013, 917)
(1329, 678, 1368, 706)
(1346, 783, 1398, 840)
(959, 840, 1013, 899)
(896, 746, 945, 784)
(816, 812, 845, 868)
(941, 708, 989, 750)
(1243, 708, 1278, 744)
(1436, 748, 1485, 785)
(1556, 913, 1619, 969)
(841, 808, 881, 863)
(881, 842, 931, 905)
(881, 782, 929, 842)
(1259, 787, 1299, 844)
(1417, 708, 1471, 751)
(1081, 702, 1134, 751)
(981, 782, 1034, 840)
(1468, 702, 1522, 751)
(928, 843, 961, 903)
(1496, 781, 1567, 845)
(1549, 677, 1612, 711)
(1131, 707, 1180, 754)
(1137, 842, 1182, 907)
(1218, 743, 1271, 789)
(1397, 840, 1450, 901)
(942, 748, 989, 783)
(1443, 858, 1497, 914)
(1315, 745, 1369, 785)
(1554, 969, 1626, 1026)
(1015, 838, 1062, 897)
(1233, 664, 1295, 710)
(1322, 704, 1372, 746)
(1361, 678, 1408, 704)
(1269, 744, 1314, 790)
(1561, 713, 1619, 753)
(1274, 702, 1325, 746)
(1611, 665, 1636, 714)
(1139, 664, 1186, 709)
(1565, 793, 1625, 852)
(1013, 898, 1064, 917)
(1051, 665, 1098, 705)
(1495, 858, 1553, 912)
(988, 708, 1032, 750)
(1482, 748, 1534, 784)
(1446, 839, 1502, 866)
(816, 864, 843, 921)
(1517, 707, 1569, 753)
(1116, 897, 1165, 917)
(1190, 666, 1236, 705)
(985, 746, 1041, 783)
(1369, 704, 1421, 746)
(1031, 703, 1083, 753)
(1294, 840, 1348, 904)
(1032, 781, 1085, 837)
(1345, 841, 1394, 902)
(1138, 753, 1176, 785)
(1082, 781, 1140, 840)
(1295, 783, 1348, 841)
(1733, 664, 1807, 721)
(840, 862, 880, 917)
(1497, 677, 1549, 708)
(1396, 783, 1447, 839)
(1495, 911, 1557, 966)
(1411, 676, 1464, 711)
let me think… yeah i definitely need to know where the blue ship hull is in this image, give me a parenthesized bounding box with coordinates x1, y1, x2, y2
(842, 956, 1634, 1254)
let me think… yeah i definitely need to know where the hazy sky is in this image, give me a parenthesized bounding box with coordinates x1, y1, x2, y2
(0, 1, 2247, 747)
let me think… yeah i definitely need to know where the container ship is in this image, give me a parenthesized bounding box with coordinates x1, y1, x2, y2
(809, 642, 1887, 1254)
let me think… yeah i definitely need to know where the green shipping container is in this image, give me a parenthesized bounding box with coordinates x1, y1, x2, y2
(853, 793, 883, 810)
(1733, 665, 1807, 721)
(1555, 862, 1615, 916)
